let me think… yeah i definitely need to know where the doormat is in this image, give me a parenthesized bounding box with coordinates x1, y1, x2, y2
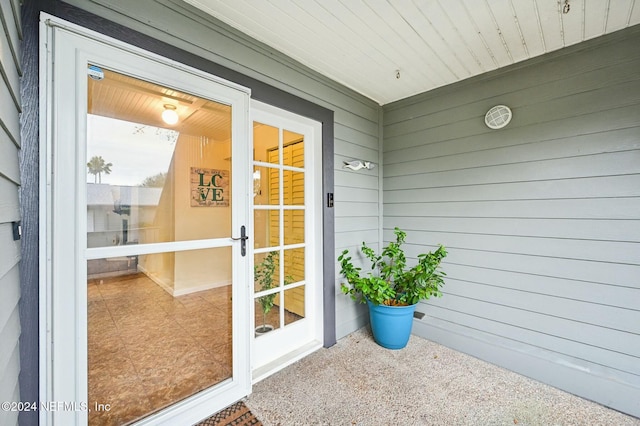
(196, 401, 262, 426)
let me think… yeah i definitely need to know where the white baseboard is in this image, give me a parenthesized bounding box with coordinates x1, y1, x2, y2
(137, 264, 174, 295)
(173, 280, 232, 296)
(137, 264, 231, 297)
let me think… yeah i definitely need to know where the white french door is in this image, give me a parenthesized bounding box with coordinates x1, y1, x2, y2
(41, 15, 251, 425)
(251, 101, 324, 382)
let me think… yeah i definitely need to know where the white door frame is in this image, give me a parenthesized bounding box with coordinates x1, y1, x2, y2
(250, 101, 324, 382)
(39, 14, 251, 425)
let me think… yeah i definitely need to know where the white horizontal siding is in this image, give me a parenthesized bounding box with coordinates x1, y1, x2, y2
(437, 277, 639, 338)
(436, 248, 637, 288)
(385, 174, 640, 203)
(0, 176, 19, 223)
(0, 195, 21, 278)
(397, 229, 639, 266)
(383, 42, 640, 127)
(0, 0, 21, 110)
(423, 301, 639, 381)
(387, 216, 640, 242)
(334, 117, 380, 293)
(385, 126, 640, 177)
(382, 27, 640, 417)
(385, 104, 640, 167)
(437, 263, 639, 311)
(0, 68, 20, 146)
(0, 261, 20, 344)
(385, 198, 639, 220)
(0, 127, 19, 184)
(0, 0, 21, 424)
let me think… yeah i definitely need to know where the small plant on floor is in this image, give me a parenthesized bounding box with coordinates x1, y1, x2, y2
(254, 252, 295, 333)
(255, 251, 278, 333)
(338, 227, 447, 306)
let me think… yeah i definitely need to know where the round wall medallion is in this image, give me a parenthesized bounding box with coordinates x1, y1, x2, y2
(485, 105, 512, 129)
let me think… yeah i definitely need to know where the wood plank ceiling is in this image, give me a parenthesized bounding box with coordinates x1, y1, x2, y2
(88, 67, 232, 140)
(184, 0, 640, 105)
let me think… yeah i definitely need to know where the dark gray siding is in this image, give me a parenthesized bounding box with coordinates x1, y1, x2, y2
(382, 26, 640, 417)
(0, 0, 22, 424)
(53, 0, 381, 339)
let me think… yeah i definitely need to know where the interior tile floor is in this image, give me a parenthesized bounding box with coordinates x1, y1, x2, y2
(88, 273, 233, 425)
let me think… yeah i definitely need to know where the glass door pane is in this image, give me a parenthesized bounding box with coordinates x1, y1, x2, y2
(253, 123, 307, 337)
(86, 66, 232, 248)
(86, 66, 235, 424)
(87, 248, 232, 424)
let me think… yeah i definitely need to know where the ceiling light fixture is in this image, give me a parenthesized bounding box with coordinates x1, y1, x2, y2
(161, 104, 179, 125)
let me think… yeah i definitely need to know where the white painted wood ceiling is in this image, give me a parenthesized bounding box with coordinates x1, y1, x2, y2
(89, 67, 232, 140)
(184, 0, 640, 105)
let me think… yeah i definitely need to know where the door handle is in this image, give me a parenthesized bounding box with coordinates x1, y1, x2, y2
(231, 225, 248, 257)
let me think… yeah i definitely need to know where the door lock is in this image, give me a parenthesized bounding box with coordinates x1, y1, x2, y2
(231, 225, 249, 256)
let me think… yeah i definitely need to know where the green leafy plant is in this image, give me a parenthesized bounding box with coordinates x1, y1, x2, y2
(255, 251, 278, 332)
(338, 227, 447, 306)
(254, 251, 295, 332)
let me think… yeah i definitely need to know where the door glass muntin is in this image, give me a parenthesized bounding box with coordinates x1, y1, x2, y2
(252, 121, 307, 337)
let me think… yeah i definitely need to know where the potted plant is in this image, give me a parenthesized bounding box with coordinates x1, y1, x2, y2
(255, 251, 278, 335)
(338, 227, 447, 349)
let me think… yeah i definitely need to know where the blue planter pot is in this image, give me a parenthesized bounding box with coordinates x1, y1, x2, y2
(367, 300, 417, 349)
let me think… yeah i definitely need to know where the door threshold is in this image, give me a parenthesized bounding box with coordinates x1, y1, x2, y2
(252, 340, 322, 383)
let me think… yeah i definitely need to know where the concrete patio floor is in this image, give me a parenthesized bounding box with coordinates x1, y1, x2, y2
(246, 328, 639, 425)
